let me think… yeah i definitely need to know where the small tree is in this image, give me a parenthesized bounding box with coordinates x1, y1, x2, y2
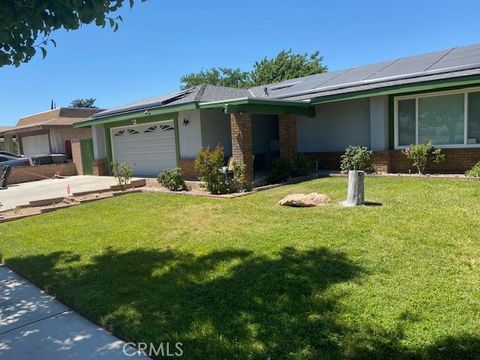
(402, 142, 445, 175)
(70, 98, 98, 108)
(111, 161, 134, 191)
(194, 145, 228, 194)
(340, 146, 373, 172)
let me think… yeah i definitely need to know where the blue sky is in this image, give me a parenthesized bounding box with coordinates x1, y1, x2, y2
(1, 0, 479, 125)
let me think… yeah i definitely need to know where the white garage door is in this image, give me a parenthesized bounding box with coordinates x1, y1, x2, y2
(111, 121, 177, 177)
(22, 134, 50, 157)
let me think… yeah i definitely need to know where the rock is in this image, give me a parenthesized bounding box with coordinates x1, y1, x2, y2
(279, 192, 331, 207)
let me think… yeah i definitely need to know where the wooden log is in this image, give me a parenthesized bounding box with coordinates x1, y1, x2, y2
(342, 170, 365, 207)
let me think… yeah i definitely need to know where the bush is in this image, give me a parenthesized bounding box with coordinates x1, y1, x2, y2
(293, 153, 313, 176)
(402, 142, 445, 175)
(465, 161, 480, 177)
(111, 161, 134, 191)
(157, 168, 185, 191)
(230, 161, 252, 192)
(266, 157, 293, 184)
(195, 145, 229, 194)
(340, 146, 373, 172)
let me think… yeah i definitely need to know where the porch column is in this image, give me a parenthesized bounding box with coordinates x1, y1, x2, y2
(230, 112, 253, 182)
(3, 134, 15, 153)
(279, 114, 297, 160)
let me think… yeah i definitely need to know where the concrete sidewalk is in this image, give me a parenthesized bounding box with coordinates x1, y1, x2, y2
(0, 266, 149, 359)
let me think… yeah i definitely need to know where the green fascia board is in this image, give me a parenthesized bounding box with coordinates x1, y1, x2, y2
(310, 75, 480, 105)
(224, 103, 314, 116)
(200, 97, 310, 109)
(74, 103, 197, 128)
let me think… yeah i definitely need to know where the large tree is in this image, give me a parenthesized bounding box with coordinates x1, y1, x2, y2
(180, 49, 327, 89)
(0, 0, 143, 67)
(70, 98, 98, 108)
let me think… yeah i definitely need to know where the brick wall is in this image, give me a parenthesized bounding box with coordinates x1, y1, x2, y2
(278, 114, 297, 160)
(179, 158, 198, 179)
(306, 148, 480, 174)
(9, 163, 77, 184)
(230, 112, 253, 181)
(93, 159, 107, 176)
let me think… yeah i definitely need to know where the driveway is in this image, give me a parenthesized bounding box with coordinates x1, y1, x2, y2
(0, 176, 119, 211)
(0, 266, 149, 359)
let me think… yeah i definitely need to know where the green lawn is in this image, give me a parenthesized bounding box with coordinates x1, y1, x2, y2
(1, 177, 480, 359)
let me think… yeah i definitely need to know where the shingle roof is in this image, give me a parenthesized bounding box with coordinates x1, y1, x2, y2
(83, 43, 480, 121)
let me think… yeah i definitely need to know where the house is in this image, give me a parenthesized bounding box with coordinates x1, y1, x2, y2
(1, 108, 102, 158)
(75, 43, 480, 179)
(0, 126, 16, 153)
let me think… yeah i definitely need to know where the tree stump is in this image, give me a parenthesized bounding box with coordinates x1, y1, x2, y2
(342, 170, 365, 207)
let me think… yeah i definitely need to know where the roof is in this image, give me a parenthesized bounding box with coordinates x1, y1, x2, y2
(2, 107, 103, 135)
(79, 43, 480, 122)
(0, 126, 14, 133)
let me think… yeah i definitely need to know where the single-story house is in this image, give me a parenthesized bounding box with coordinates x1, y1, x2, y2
(1, 108, 102, 158)
(75, 43, 480, 179)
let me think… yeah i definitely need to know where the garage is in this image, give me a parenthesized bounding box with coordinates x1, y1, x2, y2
(111, 121, 177, 177)
(21, 133, 50, 157)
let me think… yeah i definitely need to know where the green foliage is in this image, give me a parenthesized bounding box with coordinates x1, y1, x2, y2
(70, 98, 98, 108)
(465, 161, 480, 177)
(194, 145, 229, 194)
(230, 161, 252, 192)
(111, 161, 134, 191)
(0, 1, 144, 67)
(402, 142, 446, 174)
(340, 146, 373, 172)
(266, 157, 293, 184)
(180, 68, 250, 89)
(293, 153, 313, 176)
(157, 168, 185, 191)
(180, 49, 327, 88)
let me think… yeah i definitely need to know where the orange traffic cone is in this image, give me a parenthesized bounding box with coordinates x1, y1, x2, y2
(67, 184, 72, 196)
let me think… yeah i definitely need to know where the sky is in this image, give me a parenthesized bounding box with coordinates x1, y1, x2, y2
(1, 0, 480, 125)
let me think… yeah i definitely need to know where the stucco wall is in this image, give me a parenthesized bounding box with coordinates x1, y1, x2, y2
(92, 125, 106, 160)
(200, 109, 232, 155)
(49, 127, 91, 154)
(178, 109, 202, 158)
(369, 95, 389, 151)
(297, 98, 371, 152)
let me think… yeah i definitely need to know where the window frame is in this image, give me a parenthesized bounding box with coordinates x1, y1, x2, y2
(394, 87, 480, 149)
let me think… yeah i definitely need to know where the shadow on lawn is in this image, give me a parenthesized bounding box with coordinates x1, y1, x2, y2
(6, 248, 480, 359)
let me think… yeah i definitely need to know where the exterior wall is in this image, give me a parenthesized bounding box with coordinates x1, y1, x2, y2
(20, 132, 50, 156)
(278, 114, 297, 160)
(178, 109, 202, 158)
(92, 125, 106, 160)
(9, 163, 77, 184)
(369, 95, 389, 151)
(178, 158, 198, 179)
(49, 127, 91, 154)
(200, 109, 232, 155)
(297, 98, 371, 152)
(230, 112, 254, 181)
(71, 138, 83, 175)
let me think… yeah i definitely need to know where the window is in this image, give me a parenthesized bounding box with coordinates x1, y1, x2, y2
(395, 88, 480, 148)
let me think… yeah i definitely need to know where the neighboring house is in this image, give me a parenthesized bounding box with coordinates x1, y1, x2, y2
(1, 108, 102, 158)
(75, 43, 480, 179)
(0, 126, 16, 152)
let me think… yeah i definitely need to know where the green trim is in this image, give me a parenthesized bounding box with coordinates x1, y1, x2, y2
(224, 103, 314, 116)
(199, 97, 309, 109)
(388, 95, 395, 150)
(173, 116, 181, 165)
(310, 75, 480, 105)
(75, 104, 196, 128)
(104, 125, 113, 173)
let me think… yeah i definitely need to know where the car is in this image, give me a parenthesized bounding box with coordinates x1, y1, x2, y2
(0, 151, 22, 158)
(0, 154, 30, 168)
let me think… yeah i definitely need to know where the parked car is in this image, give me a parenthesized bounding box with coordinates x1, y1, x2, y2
(0, 154, 30, 167)
(0, 151, 22, 158)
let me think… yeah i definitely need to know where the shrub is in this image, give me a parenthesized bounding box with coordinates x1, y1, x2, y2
(157, 168, 185, 191)
(266, 157, 293, 184)
(465, 161, 480, 177)
(402, 142, 445, 175)
(340, 146, 373, 172)
(111, 161, 134, 191)
(230, 161, 252, 192)
(293, 153, 313, 176)
(195, 145, 229, 194)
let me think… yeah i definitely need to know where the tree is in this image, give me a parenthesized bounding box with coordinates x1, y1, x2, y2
(0, 0, 144, 67)
(180, 49, 327, 89)
(70, 98, 98, 108)
(180, 68, 250, 89)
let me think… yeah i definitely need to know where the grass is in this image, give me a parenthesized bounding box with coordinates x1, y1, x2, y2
(1, 177, 480, 359)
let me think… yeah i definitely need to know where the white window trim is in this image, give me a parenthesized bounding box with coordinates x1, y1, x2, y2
(394, 87, 480, 149)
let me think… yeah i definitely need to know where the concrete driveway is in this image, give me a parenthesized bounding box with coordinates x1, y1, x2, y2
(0, 266, 149, 359)
(0, 176, 119, 211)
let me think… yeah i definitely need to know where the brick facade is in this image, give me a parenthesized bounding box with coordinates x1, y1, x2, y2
(179, 158, 198, 179)
(278, 114, 297, 160)
(93, 159, 107, 176)
(306, 148, 480, 174)
(230, 112, 253, 181)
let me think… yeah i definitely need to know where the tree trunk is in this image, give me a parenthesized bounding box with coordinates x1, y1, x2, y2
(342, 170, 365, 207)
